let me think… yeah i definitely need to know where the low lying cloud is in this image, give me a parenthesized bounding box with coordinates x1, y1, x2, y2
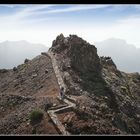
(0, 5, 140, 48)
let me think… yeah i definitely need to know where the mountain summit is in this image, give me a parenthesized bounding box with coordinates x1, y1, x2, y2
(0, 34, 140, 135)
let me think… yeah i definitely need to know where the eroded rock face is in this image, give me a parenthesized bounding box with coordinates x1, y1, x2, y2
(101, 56, 140, 134)
(49, 34, 103, 97)
(49, 34, 140, 134)
(50, 34, 101, 75)
(100, 56, 117, 69)
(0, 34, 140, 134)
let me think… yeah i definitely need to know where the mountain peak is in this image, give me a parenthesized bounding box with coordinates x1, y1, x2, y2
(50, 34, 93, 53)
(49, 34, 101, 76)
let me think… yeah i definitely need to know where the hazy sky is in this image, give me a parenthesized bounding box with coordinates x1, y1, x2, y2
(0, 4, 140, 48)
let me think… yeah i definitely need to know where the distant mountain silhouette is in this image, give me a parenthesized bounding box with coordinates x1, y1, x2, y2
(0, 40, 48, 69)
(95, 38, 140, 73)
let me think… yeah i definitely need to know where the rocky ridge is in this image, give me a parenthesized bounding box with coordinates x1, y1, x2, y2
(0, 34, 140, 134)
(48, 34, 140, 134)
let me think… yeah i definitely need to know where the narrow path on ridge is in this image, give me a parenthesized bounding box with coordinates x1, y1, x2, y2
(46, 51, 77, 135)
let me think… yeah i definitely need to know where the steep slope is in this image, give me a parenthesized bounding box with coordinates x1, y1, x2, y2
(0, 34, 140, 135)
(48, 34, 140, 134)
(0, 53, 60, 134)
(101, 57, 140, 133)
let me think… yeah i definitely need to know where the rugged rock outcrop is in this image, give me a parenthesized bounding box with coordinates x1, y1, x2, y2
(0, 34, 140, 135)
(101, 56, 140, 134)
(50, 34, 101, 75)
(49, 34, 102, 96)
(48, 34, 140, 134)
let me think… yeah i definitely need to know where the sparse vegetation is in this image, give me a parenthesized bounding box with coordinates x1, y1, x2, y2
(121, 86, 128, 93)
(29, 109, 43, 123)
(0, 34, 140, 134)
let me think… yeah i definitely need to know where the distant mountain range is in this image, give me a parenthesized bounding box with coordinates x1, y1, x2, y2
(95, 38, 140, 73)
(0, 40, 48, 69)
(0, 38, 140, 73)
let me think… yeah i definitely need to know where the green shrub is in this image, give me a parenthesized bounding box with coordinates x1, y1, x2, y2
(121, 86, 128, 93)
(29, 109, 43, 123)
